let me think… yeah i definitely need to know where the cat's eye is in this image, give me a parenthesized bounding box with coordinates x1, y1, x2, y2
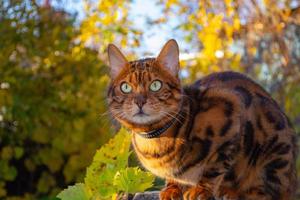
(150, 80, 162, 92)
(120, 82, 132, 93)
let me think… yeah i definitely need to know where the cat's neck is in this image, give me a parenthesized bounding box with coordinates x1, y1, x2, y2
(135, 117, 177, 138)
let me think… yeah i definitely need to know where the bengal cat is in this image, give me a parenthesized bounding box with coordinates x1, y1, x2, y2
(107, 39, 298, 200)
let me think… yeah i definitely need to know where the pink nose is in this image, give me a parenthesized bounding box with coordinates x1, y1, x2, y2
(134, 94, 147, 109)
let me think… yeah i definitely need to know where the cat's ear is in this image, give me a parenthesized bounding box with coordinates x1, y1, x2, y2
(107, 44, 128, 79)
(157, 39, 179, 76)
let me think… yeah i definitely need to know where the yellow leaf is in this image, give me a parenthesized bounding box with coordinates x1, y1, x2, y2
(1, 146, 13, 160)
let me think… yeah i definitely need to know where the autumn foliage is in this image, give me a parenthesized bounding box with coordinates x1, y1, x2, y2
(0, 0, 299, 199)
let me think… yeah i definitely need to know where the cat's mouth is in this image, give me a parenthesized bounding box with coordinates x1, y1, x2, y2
(133, 109, 149, 117)
(130, 109, 160, 124)
(134, 113, 149, 117)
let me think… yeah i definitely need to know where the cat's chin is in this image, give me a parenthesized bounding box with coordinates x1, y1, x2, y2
(116, 113, 172, 132)
(130, 114, 160, 125)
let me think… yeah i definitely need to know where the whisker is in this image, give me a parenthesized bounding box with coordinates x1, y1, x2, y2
(168, 110, 186, 120)
(160, 111, 184, 124)
(147, 102, 187, 123)
(99, 110, 111, 117)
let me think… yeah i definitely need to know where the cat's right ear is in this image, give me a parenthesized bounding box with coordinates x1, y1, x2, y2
(157, 39, 180, 77)
(107, 44, 128, 79)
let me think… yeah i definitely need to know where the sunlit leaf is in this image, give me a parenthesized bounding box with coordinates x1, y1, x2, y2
(57, 183, 90, 200)
(113, 167, 155, 193)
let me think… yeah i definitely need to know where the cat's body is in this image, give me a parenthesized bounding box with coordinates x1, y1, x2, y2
(107, 40, 297, 200)
(132, 71, 297, 199)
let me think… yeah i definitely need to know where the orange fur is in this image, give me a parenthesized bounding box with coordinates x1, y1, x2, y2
(107, 40, 297, 200)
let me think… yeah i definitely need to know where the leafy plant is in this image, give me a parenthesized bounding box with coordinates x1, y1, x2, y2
(57, 128, 155, 200)
(0, 1, 113, 198)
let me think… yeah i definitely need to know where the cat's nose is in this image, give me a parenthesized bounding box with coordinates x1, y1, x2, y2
(134, 95, 147, 109)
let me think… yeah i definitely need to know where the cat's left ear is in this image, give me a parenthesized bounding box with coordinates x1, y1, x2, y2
(107, 44, 128, 79)
(157, 39, 180, 76)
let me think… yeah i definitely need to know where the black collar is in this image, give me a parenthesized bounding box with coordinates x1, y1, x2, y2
(136, 118, 176, 139)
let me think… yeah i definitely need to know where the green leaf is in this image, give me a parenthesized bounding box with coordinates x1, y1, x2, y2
(14, 147, 24, 159)
(57, 128, 155, 199)
(85, 128, 132, 198)
(113, 167, 154, 194)
(1, 146, 13, 160)
(57, 183, 90, 200)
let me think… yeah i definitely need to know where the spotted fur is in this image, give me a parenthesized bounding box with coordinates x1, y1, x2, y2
(107, 40, 298, 200)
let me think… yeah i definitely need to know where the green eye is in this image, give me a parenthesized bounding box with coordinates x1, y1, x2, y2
(150, 80, 162, 92)
(120, 82, 132, 93)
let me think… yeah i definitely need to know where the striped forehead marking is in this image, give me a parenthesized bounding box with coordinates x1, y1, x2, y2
(129, 58, 155, 71)
(128, 58, 156, 85)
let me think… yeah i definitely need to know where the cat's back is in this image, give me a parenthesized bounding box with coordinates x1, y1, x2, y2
(192, 71, 287, 121)
(191, 71, 296, 149)
(189, 71, 297, 198)
(193, 71, 269, 98)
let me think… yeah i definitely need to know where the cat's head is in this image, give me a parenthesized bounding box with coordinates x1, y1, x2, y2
(107, 39, 182, 132)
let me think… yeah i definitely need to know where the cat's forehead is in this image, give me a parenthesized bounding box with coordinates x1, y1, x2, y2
(122, 58, 160, 85)
(128, 58, 156, 72)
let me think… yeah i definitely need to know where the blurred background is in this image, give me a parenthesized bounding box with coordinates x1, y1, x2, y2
(0, 0, 299, 199)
